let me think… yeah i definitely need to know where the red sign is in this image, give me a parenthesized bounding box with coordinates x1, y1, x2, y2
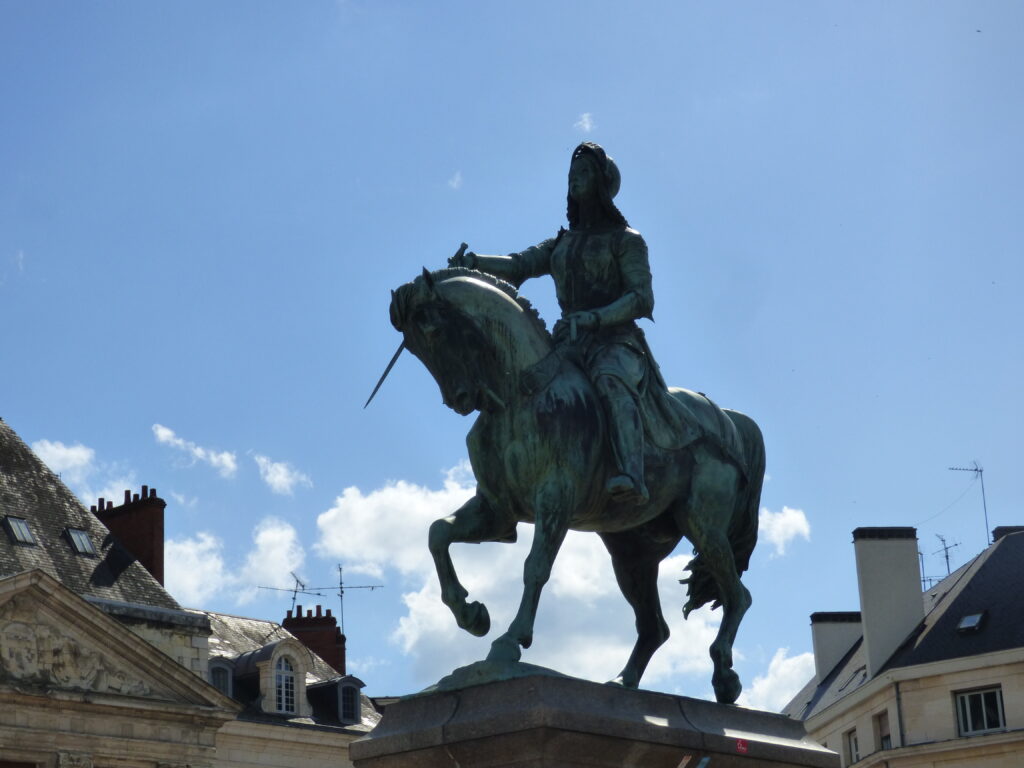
(736, 739, 749, 754)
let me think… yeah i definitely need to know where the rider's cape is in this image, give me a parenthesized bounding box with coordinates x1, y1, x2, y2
(635, 330, 750, 479)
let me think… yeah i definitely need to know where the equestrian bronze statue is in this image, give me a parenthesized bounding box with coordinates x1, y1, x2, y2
(385, 143, 765, 703)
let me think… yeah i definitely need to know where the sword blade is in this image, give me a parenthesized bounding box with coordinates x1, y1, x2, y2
(363, 341, 406, 408)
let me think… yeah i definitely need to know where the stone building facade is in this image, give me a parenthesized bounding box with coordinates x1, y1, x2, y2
(784, 526, 1024, 767)
(0, 417, 378, 768)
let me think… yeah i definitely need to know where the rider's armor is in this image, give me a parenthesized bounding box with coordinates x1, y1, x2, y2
(476, 225, 655, 504)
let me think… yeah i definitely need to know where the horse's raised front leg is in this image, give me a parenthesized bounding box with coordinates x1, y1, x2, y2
(600, 526, 679, 689)
(487, 478, 572, 663)
(429, 493, 516, 637)
(685, 456, 750, 704)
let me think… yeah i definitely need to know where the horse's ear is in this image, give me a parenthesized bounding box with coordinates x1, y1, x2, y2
(421, 267, 435, 291)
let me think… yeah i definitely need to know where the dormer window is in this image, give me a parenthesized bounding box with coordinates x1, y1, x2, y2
(209, 659, 234, 697)
(341, 684, 359, 723)
(275, 656, 296, 713)
(66, 527, 97, 555)
(4, 516, 35, 545)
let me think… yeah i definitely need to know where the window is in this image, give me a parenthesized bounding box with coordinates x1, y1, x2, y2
(209, 662, 233, 697)
(341, 684, 359, 723)
(844, 728, 859, 765)
(957, 612, 986, 633)
(66, 527, 96, 555)
(3, 516, 35, 545)
(874, 710, 892, 750)
(275, 656, 296, 713)
(956, 687, 1005, 736)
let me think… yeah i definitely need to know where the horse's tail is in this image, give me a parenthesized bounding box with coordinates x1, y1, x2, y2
(683, 410, 765, 616)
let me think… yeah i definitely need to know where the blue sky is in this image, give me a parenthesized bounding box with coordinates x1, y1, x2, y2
(3, 2, 1022, 709)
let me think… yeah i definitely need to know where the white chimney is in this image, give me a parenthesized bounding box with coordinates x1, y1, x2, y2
(810, 612, 862, 682)
(853, 527, 924, 678)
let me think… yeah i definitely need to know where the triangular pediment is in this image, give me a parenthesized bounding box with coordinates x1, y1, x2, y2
(0, 569, 238, 710)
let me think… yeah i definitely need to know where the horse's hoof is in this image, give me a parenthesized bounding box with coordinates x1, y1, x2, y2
(713, 670, 742, 704)
(486, 636, 522, 664)
(605, 674, 637, 689)
(460, 601, 490, 637)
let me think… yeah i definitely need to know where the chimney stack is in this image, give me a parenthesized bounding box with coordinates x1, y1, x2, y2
(810, 612, 862, 683)
(853, 527, 923, 677)
(93, 485, 166, 585)
(282, 604, 346, 675)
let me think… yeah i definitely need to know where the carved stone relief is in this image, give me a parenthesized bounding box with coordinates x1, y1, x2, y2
(0, 594, 151, 696)
(56, 752, 93, 768)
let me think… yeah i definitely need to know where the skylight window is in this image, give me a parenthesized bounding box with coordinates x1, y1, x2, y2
(67, 528, 97, 555)
(957, 612, 986, 633)
(4, 516, 36, 545)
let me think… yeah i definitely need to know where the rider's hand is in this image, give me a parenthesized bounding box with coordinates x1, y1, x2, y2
(563, 311, 600, 330)
(448, 250, 477, 269)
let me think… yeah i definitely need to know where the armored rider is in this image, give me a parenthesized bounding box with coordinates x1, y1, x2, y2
(450, 142, 656, 505)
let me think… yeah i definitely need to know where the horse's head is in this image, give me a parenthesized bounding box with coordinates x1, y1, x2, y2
(390, 268, 551, 415)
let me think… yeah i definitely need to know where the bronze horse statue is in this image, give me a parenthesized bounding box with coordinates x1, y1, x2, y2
(389, 267, 765, 703)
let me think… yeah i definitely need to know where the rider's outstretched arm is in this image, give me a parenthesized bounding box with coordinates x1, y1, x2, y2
(451, 234, 560, 287)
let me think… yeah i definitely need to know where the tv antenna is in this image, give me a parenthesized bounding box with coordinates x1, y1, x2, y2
(918, 550, 938, 591)
(949, 461, 990, 545)
(932, 534, 960, 576)
(299, 565, 384, 634)
(259, 566, 383, 633)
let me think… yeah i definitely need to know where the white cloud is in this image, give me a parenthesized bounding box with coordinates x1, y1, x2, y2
(169, 491, 198, 508)
(447, 170, 463, 190)
(165, 532, 229, 606)
(574, 112, 595, 132)
(31, 438, 136, 508)
(252, 453, 312, 495)
(236, 517, 306, 604)
(737, 648, 814, 712)
(315, 463, 722, 692)
(167, 518, 307, 607)
(759, 506, 811, 557)
(15, 250, 25, 273)
(152, 424, 237, 477)
(32, 439, 95, 485)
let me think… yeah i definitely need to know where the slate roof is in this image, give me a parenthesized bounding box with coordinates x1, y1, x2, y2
(196, 609, 340, 683)
(0, 417, 180, 611)
(783, 531, 1024, 721)
(194, 608, 381, 732)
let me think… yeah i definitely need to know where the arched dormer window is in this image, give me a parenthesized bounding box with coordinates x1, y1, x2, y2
(337, 675, 366, 725)
(209, 658, 234, 698)
(275, 656, 296, 713)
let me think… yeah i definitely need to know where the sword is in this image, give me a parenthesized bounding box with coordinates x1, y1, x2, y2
(363, 341, 405, 409)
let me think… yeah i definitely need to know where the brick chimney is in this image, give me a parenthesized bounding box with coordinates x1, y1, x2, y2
(92, 485, 166, 585)
(853, 527, 924, 678)
(282, 604, 346, 675)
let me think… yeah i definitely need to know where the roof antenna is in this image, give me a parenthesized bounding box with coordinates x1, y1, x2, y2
(288, 571, 305, 612)
(333, 564, 383, 635)
(932, 534, 961, 576)
(949, 461, 990, 545)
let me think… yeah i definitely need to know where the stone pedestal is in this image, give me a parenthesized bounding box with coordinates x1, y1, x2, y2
(351, 673, 838, 768)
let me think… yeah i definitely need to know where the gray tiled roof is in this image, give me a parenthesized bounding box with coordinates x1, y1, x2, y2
(195, 609, 340, 683)
(783, 531, 1024, 720)
(0, 417, 179, 611)
(195, 608, 381, 731)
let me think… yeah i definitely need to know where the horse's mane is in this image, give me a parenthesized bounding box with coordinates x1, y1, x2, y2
(418, 267, 550, 339)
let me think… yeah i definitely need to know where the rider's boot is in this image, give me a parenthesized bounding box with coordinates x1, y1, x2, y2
(601, 389, 649, 505)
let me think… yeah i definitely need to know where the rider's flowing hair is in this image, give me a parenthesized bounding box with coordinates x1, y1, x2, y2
(566, 143, 629, 231)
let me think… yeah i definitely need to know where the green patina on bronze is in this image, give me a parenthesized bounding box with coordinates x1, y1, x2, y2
(388, 144, 765, 703)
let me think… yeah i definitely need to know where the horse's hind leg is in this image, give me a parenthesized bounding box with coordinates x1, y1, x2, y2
(683, 455, 751, 704)
(429, 493, 516, 637)
(600, 527, 679, 689)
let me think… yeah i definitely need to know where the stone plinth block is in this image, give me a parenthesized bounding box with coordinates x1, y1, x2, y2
(351, 673, 837, 768)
